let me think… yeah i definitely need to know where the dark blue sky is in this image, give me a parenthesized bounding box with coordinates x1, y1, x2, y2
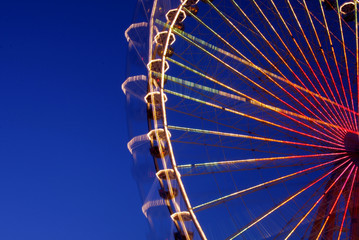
(0, 1, 148, 239)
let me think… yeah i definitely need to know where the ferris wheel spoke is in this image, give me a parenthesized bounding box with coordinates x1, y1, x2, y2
(196, 4, 342, 129)
(332, 0, 358, 131)
(337, 166, 358, 240)
(284, 163, 354, 239)
(224, 159, 350, 240)
(165, 16, 296, 88)
(272, 177, 330, 239)
(171, 140, 291, 154)
(163, 72, 349, 141)
(229, 0, 347, 131)
(179, 162, 330, 177)
(163, 23, 316, 120)
(166, 90, 343, 147)
(296, 0, 356, 54)
(257, 0, 349, 130)
(163, 12, 349, 138)
(165, 59, 358, 141)
(182, 8, 249, 63)
(177, 152, 345, 177)
(284, 0, 352, 132)
(191, 156, 347, 213)
(296, 0, 358, 130)
(313, 164, 355, 240)
(314, 0, 356, 131)
(165, 89, 349, 146)
(165, 53, 352, 139)
(166, 106, 267, 137)
(299, 0, 353, 130)
(285, 0, 353, 131)
(167, 49, 359, 125)
(167, 125, 345, 151)
(171, 11, 357, 121)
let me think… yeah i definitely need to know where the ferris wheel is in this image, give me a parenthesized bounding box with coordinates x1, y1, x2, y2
(123, 0, 359, 239)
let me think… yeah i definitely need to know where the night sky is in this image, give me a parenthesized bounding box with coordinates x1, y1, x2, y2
(0, 1, 148, 239)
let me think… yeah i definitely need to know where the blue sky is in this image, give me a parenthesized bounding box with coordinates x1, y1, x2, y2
(0, 1, 148, 239)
